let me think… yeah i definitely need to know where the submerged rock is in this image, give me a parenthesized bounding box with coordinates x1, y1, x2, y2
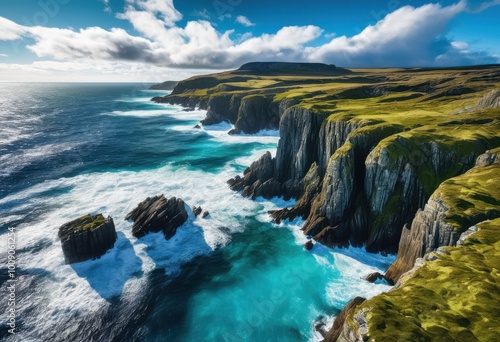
(126, 195, 188, 239)
(202, 211, 210, 219)
(58, 214, 117, 265)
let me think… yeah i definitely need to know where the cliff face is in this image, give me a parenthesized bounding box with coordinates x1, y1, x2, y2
(155, 65, 500, 255)
(335, 150, 500, 341)
(385, 148, 500, 283)
(229, 107, 327, 199)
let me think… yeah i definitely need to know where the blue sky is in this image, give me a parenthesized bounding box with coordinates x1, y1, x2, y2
(0, 0, 499, 81)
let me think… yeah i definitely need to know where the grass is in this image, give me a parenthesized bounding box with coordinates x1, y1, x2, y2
(59, 214, 107, 238)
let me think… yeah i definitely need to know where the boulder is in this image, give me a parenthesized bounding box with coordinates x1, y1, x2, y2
(364, 272, 386, 283)
(304, 240, 314, 251)
(193, 206, 202, 217)
(202, 211, 210, 219)
(58, 214, 117, 265)
(126, 195, 188, 239)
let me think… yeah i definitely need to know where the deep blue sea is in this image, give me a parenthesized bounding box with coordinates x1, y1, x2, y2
(0, 83, 394, 342)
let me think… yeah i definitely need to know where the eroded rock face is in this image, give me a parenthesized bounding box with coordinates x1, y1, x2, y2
(126, 195, 188, 239)
(58, 214, 117, 265)
(476, 88, 500, 109)
(324, 297, 366, 342)
(385, 149, 500, 283)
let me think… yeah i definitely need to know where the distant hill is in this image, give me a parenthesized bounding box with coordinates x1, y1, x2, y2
(237, 62, 351, 75)
(149, 81, 179, 90)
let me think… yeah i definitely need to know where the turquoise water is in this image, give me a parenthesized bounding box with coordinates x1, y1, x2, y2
(0, 83, 394, 341)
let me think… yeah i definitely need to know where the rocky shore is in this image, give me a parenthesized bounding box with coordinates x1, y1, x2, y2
(153, 63, 500, 341)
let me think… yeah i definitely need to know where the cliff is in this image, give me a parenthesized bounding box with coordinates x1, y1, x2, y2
(154, 63, 500, 255)
(153, 63, 500, 340)
(385, 148, 500, 283)
(58, 214, 117, 264)
(336, 159, 500, 341)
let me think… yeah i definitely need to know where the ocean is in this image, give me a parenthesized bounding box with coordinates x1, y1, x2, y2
(0, 83, 394, 342)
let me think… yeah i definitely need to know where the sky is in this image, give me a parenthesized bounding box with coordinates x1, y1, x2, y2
(0, 0, 499, 82)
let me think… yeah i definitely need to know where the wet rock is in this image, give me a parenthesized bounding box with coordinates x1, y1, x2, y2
(365, 272, 386, 283)
(202, 211, 210, 219)
(126, 195, 188, 239)
(194, 124, 201, 129)
(58, 214, 117, 265)
(193, 206, 202, 217)
(304, 240, 314, 251)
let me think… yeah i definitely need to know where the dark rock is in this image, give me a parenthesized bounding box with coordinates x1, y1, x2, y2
(194, 124, 201, 129)
(324, 297, 366, 342)
(126, 195, 188, 239)
(302, 216, 330, 237)
(313, 223, 350, 248)
(193, 206, 202, 217)
(202, 211, 210, 219)
(304, 240, 314, 251)
(228, 128, 241, 135)
(365, 272, 386, 283)
(58, 214, 117, 265)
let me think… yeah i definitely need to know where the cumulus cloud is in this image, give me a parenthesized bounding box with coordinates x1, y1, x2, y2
(235, 15, 255, 27)
(0, 0, 498, 73)
(306, 1, 473, 67)
(0, 16, 26, 40)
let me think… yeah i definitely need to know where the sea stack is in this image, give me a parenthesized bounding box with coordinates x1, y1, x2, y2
(58, 214, 117, 265)
(126, 195, 188, 239)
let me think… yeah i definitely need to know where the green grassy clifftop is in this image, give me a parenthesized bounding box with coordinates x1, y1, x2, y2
(338, 162, 500, 341)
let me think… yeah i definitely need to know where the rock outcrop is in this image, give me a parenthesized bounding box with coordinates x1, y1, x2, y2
(58, 214, 117, 264)
(385, 148, 500, 283)
(324, 297, 366, 342)
(126, 195, 188, 239)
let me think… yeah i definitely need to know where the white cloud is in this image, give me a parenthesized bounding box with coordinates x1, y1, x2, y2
(235, 15, 255, 27)
(0, 16, 26, 40)
(306, 1, 483, 67)
(0, 0, 498, 81)
(191, 9, 211, 20)
(451, 41, 469, 50)
(0, 60, 211, 82)
(0, 53, 7, 57)
(125, 0, 182, 27)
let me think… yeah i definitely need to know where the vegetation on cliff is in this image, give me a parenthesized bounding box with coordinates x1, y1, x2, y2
(341, 168, 499, 341)
(153, 63, 500, 340)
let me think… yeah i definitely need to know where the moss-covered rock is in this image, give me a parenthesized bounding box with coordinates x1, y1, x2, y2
(58, 214, 117, 264)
